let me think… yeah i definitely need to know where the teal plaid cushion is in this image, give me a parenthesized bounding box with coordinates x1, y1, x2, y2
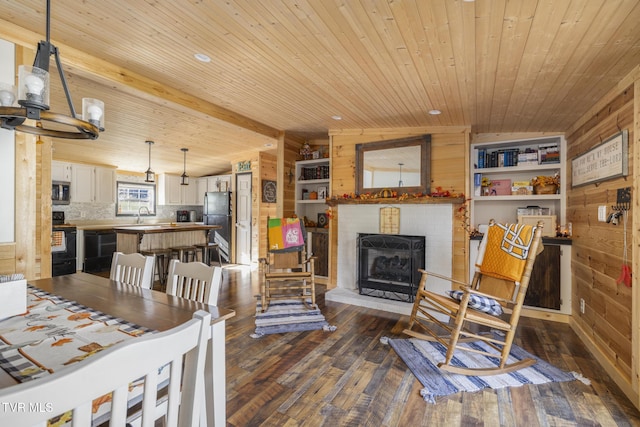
(446, 290, 503, 316)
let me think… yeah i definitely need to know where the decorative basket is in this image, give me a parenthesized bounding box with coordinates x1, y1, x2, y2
(533, 184, 558, 195)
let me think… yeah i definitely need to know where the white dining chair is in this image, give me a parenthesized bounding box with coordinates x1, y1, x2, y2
(166, 259, 223, 305)
(110, 251, 155, 289)
(0, 310, 211, 427)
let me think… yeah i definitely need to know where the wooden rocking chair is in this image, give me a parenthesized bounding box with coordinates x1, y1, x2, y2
(403, 219, 544, 376)
(259, 217, 316, 312)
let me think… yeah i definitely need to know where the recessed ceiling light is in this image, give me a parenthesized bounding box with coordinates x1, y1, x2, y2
(331, 115, 342, 121)
(194, 53, 211, 63)
(428, 109, 442, 115)
(264, 143, 274, 148)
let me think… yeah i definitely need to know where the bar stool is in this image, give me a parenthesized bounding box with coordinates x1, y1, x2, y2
(140, 248, 171, 291)
(195, 243, 223, 268)
(169, 246, 198, 263)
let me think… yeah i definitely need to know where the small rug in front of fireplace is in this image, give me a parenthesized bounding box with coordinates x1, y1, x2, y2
(381, 336, 589, 403)
(251, 298, 336, 338)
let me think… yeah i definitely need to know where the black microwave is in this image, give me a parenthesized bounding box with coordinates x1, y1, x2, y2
(52, 181, 71, 205)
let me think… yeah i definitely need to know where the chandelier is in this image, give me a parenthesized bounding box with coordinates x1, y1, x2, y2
(0, 0, 104, 140)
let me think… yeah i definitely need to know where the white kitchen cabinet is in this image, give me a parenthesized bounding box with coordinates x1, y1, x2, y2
(71, 164, 115, 203)
(193, 177, 207, 205)
(52, 161, 72, 182)
(182, 178, 201, 206)
(94, 167, 115, 203)
(158, 174, 202, 205)
(205, 174, 232, 192)
(158, 174, 182, 205)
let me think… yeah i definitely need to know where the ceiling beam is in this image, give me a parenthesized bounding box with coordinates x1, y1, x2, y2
(0, 18, 281, 139)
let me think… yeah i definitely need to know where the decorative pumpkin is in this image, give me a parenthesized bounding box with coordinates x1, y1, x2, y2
(379, 188, 394, 198)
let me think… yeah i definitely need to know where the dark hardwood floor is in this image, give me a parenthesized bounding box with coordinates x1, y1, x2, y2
(186, 265, 640, 426)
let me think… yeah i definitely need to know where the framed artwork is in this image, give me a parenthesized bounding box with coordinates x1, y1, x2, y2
(262, 180, 277, 203)
(571, 130, 628, 187)
(379, 207, 400, 234)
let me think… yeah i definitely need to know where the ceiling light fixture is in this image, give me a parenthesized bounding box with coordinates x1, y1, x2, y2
(331, 115, 342, 121)
(180, 148, 189, 186)
(0, 0, 104, 140)
(194, 53, 211, 63)
(428, 109, 442, 115)
(144, 140, 155, 183)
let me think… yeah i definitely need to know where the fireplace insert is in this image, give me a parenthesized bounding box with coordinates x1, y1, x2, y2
(357, 233, 425, 302)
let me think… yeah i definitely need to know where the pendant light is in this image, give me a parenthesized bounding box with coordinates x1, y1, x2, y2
(144, 140, 155, 183)
(180, 148, 189, 185)
(0, 0, 104, 139)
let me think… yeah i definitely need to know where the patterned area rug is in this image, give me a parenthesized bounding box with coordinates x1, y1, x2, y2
(251, 298, 336, 338)
(384, 336, 589, 403)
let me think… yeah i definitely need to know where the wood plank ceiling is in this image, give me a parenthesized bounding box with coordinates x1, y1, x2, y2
(1, 0, 639, 177)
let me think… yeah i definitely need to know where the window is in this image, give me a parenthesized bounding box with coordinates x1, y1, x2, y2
(116, 181, 156, 216)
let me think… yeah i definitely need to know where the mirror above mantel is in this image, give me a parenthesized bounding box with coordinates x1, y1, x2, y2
(355, 135, 431, 196)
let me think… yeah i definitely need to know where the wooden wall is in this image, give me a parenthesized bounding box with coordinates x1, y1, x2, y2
(566, 85, 635, 388)
(327, 127, 469, 288)
(0, 44, 47, 280)
(257, 151, 277, 261)
(282, 133, 305, 218)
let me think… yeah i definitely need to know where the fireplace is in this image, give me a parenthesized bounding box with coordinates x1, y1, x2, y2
(327, 203, 453, 315)
(357, 233, 425, 302)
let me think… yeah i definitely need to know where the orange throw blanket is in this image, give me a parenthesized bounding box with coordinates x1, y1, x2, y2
(476, 223, 536, 282)
(268, 217, 304, 250)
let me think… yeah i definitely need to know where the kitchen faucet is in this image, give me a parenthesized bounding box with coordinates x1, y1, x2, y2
(137, 206, 150, 224)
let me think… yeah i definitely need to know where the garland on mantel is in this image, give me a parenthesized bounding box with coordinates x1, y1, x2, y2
(325, 187, 465, 207)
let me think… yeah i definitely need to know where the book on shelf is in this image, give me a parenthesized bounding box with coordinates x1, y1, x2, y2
(300, 165, 330, 180)
(518, 149, 538, 164)
(474, 173, 482, 196)
(476, 148, 520, 168)
(539, 144, 560, 164)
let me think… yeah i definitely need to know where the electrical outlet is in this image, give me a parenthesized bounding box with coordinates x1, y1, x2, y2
(598, 205, 607, 222)
(580, 298, 585, 314)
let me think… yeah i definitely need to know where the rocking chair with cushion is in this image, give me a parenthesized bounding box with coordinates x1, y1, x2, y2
(403, 219, 544, 376)
(259, 217, 316, 312)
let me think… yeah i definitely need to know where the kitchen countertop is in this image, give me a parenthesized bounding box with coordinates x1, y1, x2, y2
(74, 221, 201, 231)
(113, 223, 220, 234)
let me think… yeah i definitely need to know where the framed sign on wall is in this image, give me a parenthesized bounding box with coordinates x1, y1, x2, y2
(262, 180, 277, 203)
(571, 130, 628, 187)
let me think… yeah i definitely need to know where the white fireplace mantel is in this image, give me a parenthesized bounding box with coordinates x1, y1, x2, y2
(326, 203, 455, 315)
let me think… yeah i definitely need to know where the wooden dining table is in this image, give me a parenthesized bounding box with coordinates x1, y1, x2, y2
(0, 272, 235, 427)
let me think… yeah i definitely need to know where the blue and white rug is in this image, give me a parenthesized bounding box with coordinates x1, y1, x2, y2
(383, 336, 590, 403)
(251, 298, 336, 338)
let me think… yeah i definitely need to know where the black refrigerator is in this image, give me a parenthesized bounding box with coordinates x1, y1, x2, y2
(203, 191, 232, 263)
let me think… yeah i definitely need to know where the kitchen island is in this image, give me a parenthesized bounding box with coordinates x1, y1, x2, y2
(114, 223, 221, 253)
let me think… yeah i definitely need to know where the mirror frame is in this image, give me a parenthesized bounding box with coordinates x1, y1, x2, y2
(355, 134, 431, 196)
